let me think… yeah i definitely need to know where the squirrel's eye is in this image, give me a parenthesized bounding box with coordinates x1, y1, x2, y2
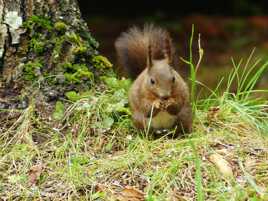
(172, 76, 175, 83)
(150, 78, 155, 85)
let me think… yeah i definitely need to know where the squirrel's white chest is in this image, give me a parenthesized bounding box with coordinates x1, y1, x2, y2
(150, 111, 177, 129)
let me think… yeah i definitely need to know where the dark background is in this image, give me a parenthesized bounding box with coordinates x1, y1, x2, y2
(77, 0, 268, 96)
(78, 0, 268, 17)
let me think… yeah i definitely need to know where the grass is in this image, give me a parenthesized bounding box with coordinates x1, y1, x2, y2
(1, 38, 268, 200)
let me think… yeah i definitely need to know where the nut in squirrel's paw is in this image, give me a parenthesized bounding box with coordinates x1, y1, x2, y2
(160, 98, 181, 115)
(166, 99, 181, 115)
(153, 98, 176, 111)
(166, 98, 176, 107)
(153, 99, 164, 109)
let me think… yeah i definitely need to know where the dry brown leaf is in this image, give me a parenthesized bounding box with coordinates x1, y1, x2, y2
(209, 153, 234, 179)
(244, 157, 257, 173)
(116, 186, 145, 201)
(28, 163, 44, 186)
(216, 148, 229, 155)
(169, 188, 189, 201)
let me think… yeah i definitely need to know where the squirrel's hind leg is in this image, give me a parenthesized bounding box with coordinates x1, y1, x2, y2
(132, 111, 147, 129)
(176, 104, 193, 134)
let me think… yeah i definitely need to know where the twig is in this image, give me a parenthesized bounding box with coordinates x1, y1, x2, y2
(195, 33, 204, 73)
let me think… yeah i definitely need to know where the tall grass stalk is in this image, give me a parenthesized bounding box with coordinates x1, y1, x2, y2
(181, 24, 204, 111)
(191, 141, 205, 201)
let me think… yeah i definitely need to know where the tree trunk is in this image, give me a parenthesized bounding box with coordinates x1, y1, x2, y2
(0, 0, 102, 109)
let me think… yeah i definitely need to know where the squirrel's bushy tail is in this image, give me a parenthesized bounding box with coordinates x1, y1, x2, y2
(115, 24, 176, 79)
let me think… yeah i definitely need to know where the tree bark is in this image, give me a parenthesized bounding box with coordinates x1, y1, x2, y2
(0, 0, 101, 109)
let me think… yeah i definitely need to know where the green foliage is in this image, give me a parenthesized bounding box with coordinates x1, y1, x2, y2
(62, 63, 93, 84)
(101, 76, 132, 91)
(70, 154, 89, 165)
(97, 115, 114, 131)
(66, 32, 83, 45)
(92, 55, 113, 69)
(53, 101, 65, 120)
(51, 36, 65, 61)
(23, 15, 52, 30)
(99, 77, 131, 128)
(54, 21, 68, 32)
(66, 32, 88, 55)
(65, 91, 91, 101)
(63, 76, 131, 132)
(29, 38, 45, 54)
(62, 152, 90, 185)
(8, 174, 27, 184)
(79, 30, 99, 49)
(22, 15, 103, 88)
(192, 142, 205, 201)
(65, 91, 80, 101)
(23, 60, 43, 81)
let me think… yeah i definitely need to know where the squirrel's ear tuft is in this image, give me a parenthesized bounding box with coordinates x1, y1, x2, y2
(163, 36, 172, 64)
(147, 42, 153, 69)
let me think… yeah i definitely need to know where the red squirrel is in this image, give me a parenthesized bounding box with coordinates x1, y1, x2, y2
(115, 24, 192, 134)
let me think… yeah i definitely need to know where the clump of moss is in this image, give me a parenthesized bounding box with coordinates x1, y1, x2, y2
(79, 30, 99, 50)
(23, 15, 52, 31)
(22, 15, 111, 97)
(23, 60, 43, 81)
(62, 62, 93, 84)
(52, 36, 66, 61)
(92, 55, 113, 69)
(66, 32, 88, 55)
(54, 21, 68, 32)
(66, 32, 83, 46)
(29, 38, 45, 54)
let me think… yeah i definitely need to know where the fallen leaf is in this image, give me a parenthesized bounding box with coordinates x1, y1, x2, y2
(169, 188, 189, 201)
(28, 163, 43, 186)
(216, 148, 229, 155)
(117, 186, 145, 201)
(209, 153, 233, 179)
(244, 157, 257, 172)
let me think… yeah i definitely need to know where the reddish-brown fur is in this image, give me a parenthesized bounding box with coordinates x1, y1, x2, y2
(115, 24, 192, 134)
(115, 24, 176, 78)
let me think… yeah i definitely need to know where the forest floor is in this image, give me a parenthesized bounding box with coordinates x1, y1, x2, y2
(1, 57, 268, 201)
(1, 16, 268, 201)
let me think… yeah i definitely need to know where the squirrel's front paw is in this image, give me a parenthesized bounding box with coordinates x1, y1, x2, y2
(153, 99, 167, 110)
(153, 99, 162, 109)
(166, 104, 181, 115)
(146, 100, 164, 117)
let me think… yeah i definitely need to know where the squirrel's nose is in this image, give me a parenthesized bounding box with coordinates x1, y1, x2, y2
(160, 95, 169, 101)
